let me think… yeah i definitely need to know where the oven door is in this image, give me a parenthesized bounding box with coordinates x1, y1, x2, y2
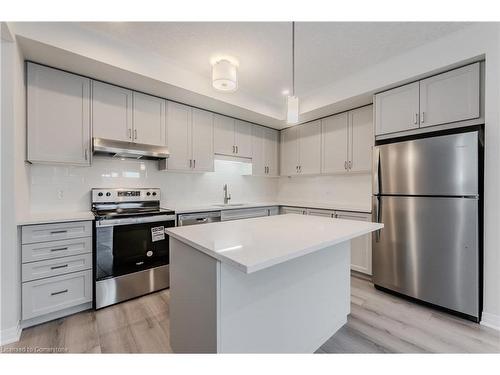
(95, 214, 175, 281)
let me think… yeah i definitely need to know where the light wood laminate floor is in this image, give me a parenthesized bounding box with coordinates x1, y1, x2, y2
(3, 276, 499, 353)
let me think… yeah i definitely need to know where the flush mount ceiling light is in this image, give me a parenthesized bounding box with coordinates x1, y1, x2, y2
(212, 59, 238, 92)
(286, 22, 299, 125)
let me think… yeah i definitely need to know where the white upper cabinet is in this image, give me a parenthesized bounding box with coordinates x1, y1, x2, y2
(132, 92, 166, 146)
(280, 126, 299, 176)
(214, 115, 236, 156)
(27, 63, 91, 165)
(252, 125, 279, 176)
(191, 108, 214, 172)
(234, 120, 252, 158)
(321, 112, 349, 174)
(374, 82, 419, 136)
(92, 81, 133, 142)
(349, 105, 374, 173)
(166, 101, 192, 171)
(419, 63, 480, 128)
(280, 121, 321, 176)
(214, 115, 252, 158)
(165, 102, 213, 172)
(298, 121, 322, 175)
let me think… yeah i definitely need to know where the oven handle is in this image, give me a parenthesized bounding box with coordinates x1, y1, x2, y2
(95, 214, 176, 227)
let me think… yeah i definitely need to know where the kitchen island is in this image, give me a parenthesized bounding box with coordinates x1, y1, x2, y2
(166, 214, 383, 353)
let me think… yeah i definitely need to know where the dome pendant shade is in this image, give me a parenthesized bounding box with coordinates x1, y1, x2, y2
(286, 95, 299, 124)
(212, 60, 238, 92)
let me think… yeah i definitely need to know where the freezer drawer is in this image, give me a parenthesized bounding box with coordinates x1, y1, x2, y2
(372, 196, 479, 318)
(373, 131, 478, 196)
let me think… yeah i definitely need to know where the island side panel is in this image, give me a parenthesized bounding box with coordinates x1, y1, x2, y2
(218, 241, 351, 353)
(169, 237, 220, 353)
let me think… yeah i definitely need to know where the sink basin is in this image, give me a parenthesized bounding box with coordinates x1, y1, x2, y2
(212, 203, 247, 208)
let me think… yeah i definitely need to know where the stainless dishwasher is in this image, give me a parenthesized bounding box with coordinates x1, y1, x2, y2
(177, 211, 222, 226)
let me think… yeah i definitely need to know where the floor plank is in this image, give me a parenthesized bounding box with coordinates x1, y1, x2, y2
(3, 276, 499, 353)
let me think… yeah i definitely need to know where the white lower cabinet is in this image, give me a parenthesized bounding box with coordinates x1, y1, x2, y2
(280, 206, 307, 215)
(21, 221, 93, 324)
(221, 206, 278, 221)
(336, 211, 372, 275)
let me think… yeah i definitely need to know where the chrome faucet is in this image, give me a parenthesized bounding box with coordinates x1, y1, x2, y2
(223, 184, 231, 204)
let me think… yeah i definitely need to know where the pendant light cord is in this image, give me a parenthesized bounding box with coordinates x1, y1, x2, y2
(292, 21, 295, 97)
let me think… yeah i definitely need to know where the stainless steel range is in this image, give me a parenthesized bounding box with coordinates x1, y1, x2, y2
(91, 188, 175, 309)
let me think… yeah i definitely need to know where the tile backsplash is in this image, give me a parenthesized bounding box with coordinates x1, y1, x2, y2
(29, 156, 279, 213)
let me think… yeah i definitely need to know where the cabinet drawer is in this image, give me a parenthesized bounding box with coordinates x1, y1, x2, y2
(22, 270, 92, 320)
(22, 221, 92, 244)
(22, 253, 92, 282)
(22, 237, 92, 263)
(221, 207, 270, 221)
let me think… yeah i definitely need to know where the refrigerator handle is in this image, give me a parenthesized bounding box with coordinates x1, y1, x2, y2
(373, 147, 381, 195)
(374, 196, 382, 242)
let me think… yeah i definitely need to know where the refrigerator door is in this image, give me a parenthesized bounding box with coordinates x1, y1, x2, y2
(372, 195, 479, 318)
(373, 131, 478, 196)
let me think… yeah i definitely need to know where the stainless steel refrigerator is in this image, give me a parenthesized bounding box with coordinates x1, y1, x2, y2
(372, 129, 483, 321)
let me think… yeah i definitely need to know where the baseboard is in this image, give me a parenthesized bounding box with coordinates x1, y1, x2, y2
(0, 323, 22, 346)
(481, 311, 500, 331)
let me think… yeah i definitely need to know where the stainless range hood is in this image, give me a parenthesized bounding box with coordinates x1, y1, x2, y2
(93, 138, 170, 160)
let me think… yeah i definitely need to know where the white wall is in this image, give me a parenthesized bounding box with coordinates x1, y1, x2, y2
(0, 27, 24, 345)
(28, 157, 278, 214)
(277, 174, 371, 211)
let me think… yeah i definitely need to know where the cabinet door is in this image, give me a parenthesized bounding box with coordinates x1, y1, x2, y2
(234, 120, 253, 158)
(251, 125, 266, 176)
(191, 108, 214, 172)
(298, 120, 321, 175)
(420, 63, 480, 128)
(27, 63, 91, 165)
(280, 127, 299, 176)
(337, 212, 372, 275)
(214, 115, 235, 156)
(166, 101, 192, 171)
(321, 112, 348, 174)
(92, 81, 133, 142)
(349, 105, 374, 173)
(132, 92, 166, 146)
(264, 127, 279, 177)
(374, 82, 419, 136)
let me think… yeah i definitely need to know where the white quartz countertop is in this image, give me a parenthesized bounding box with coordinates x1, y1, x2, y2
(172, 201, 371, 214)
(166, 214, 383, 274)
(17, 211, 95, 226)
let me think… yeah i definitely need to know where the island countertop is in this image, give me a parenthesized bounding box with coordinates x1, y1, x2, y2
(166, 214, 383, 274)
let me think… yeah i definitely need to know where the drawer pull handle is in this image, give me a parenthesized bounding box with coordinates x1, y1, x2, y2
(51, 289, 68, 296)
(50, 247, 68, 252)
(50, 264, 69, 270)
(50, 230, 67, 234)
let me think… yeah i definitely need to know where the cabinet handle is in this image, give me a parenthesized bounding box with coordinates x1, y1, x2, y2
(348, 161, 352, 169)
(50, 247, 68, 252)
(193, 159, 196, 169)
(134, 129, 138, 140)
(128, 128, 132, 139)
(296, 165, 298, 173)
(421, 112, 425, 123)
(414, 113, 418, 125)
(299, 165, 302, 173)
(232, 145, 235, 153)
(51, 289, 68, 296)
(189, 159, 192, 168)
(84, 148, 88, 160)
(236, 145, 238, 154)
(344, 161, 348, 170)
(50, 230, 67, 234)
(51, 264, 68, 270)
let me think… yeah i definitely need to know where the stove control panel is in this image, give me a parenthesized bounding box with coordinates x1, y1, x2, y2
(91, 188, 161, 203)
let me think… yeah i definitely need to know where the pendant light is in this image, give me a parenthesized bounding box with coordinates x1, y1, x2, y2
(286, 22, 299, 124)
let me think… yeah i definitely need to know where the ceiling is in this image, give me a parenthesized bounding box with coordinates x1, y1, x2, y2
(77, 21, 472, 104)
(13, 21, 474, 128)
